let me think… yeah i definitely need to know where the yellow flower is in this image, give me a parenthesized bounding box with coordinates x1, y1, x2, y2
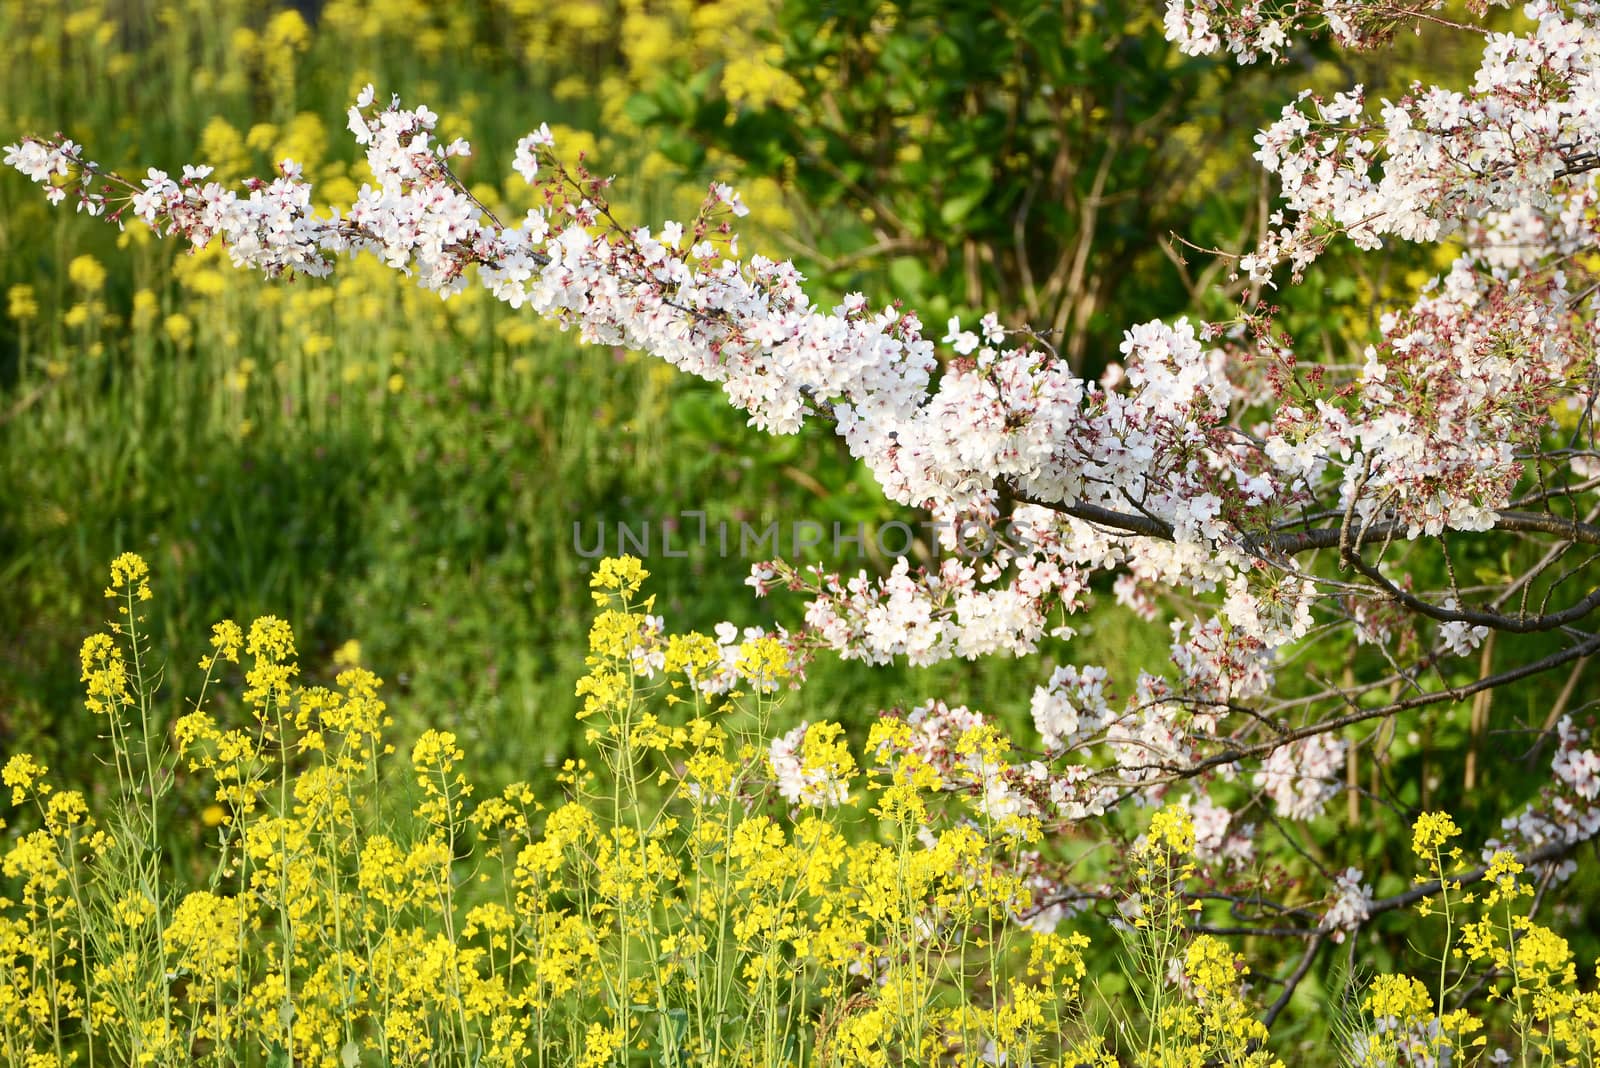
(1482, 849, 1531, 906)
(1365, 973, 1434, 1021)
(200, 619, 244, 669)
(166, 891, 243, 981)
(331, 638, 362, 669)
(44, 790, 90, 833)
(735, 634, 792, 685)
(106, 551, 153, 601)
(6, 283, 39, 321)
(63, 301, 95, 328)
(1411, 811, 1461, 859)
(163, 312, 194, 346)
(80, 632, 132, 716)
(574, 665, 628, 719)
(663, 631, 721, 682)
(1185, 934, 1244, 996)
(1143, 803, 1197, 856)
(412, 729, 472, 826)
(589, 555, 650, 603)
(2, 753, 51, 806)
(131, 288, 159, 331)
(263, 8, 311, 52)
(576, 1022, 625, 1068)
(67, 253, 106, 292)
(723, 49, 803, 111)
(245, 616, 296, 663)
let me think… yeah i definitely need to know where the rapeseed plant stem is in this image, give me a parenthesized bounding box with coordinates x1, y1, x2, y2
(120, 571, 177, 1043)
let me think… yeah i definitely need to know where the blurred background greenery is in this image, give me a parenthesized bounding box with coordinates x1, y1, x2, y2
(4, 0, 1588, 1044)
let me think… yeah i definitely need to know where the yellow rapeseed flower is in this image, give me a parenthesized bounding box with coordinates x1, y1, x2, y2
(1411, 810, 1461, 859)
(67, 253, 106, 292)
(105, 551, 152, 601)
(589, 555, 649, 604)
(163, 312, 193, 346)
(2, 753, 50, 806)
(6, 283, 39, 321)
(1365, 973, 1434, 1022)
(130, 288, 159, 332)
(1144, 803, 1197, 856)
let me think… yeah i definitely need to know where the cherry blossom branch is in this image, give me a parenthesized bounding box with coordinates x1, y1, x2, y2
(1261, 934, 1327, 1028)
(1174, 632, 1600, 781)
(1340, 544, 1600, 634)
(1273, 510, 1600, 554)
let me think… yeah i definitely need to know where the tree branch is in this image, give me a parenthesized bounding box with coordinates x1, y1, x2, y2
(1007, 484, 1600, 555)
(1169, 632, 1600, 779)
(1262, 934, 1327, 1029)
(1341, 544, 1600, 634)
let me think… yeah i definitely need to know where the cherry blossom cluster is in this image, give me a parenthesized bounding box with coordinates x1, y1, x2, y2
(5, 138, 83, 205)
(6, 83, 1493, 701)
(1163, 0, 1302, 63)
(1487, 714, 1600, 879)
(1251, 733, 1347, 820)
(1255, 266, 1591, 571)
(1184, 790, 1259, 867)
(1320, 866, 1375, 943)
(9, 100, 1283, 683)
(1246, 2, 1600, 283)
(1164, 0, 1515, 65)
(1030, 664, 1114, 752)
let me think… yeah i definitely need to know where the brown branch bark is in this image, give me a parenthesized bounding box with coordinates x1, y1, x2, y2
(1006, 486, 1600, 555)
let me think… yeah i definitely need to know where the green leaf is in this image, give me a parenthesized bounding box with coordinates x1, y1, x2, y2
(685, 64, 719, 97)
(621, 92, 662, 127)
(1328, 275, 1359, 301)
(940, 188, 987, 227)
(888, 256, 929, 297)
(656, 129, 702, 170)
